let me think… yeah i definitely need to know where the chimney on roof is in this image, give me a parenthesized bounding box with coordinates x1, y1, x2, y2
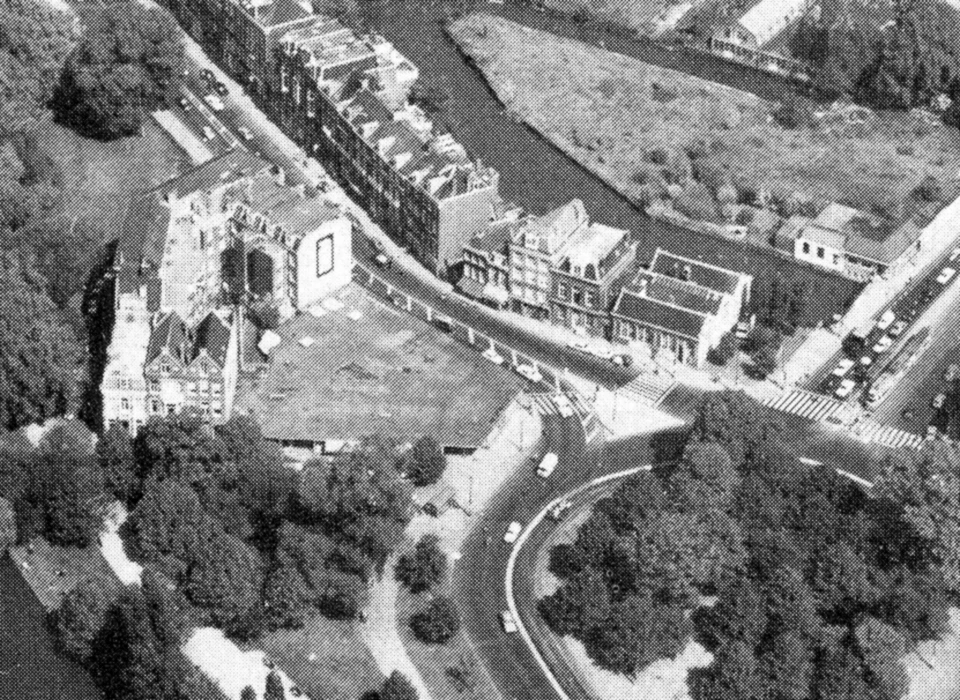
(272, 165, 286, 187)
(638, 278, 648, 296)
(682, 264, 692, 281)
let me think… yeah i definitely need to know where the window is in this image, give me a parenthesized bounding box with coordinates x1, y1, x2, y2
(160, 361, 171, 375)
(316, 234, 334, 277)
(150, 399, 160, 414)
(833, 254, 840, 265)
(573, 288, 583, 305)
(802, 241, 810, 255)
(817, 246, 825, 259)
(120, 398, 130, 411)
(557, 282, 568, 299)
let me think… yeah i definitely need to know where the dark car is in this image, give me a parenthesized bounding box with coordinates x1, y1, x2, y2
(200, 68, 214, 83)
(214, 81, 229, 97)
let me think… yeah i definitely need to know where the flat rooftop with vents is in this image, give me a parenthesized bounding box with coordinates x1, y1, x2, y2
(234, 283, 523, 452)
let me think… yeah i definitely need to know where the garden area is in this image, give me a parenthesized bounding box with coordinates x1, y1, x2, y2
(536, 391, 960, 700)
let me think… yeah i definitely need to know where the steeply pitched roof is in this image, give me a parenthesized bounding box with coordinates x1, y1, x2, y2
(633, 270, 722, 316)
(650, 249, 744, 295)
(146, 313, 187, 365)
(193, 312, 232, 366)
(612, 288, 707, 339)
(154, 151, 272, 201)
(117, 192, 170, 273)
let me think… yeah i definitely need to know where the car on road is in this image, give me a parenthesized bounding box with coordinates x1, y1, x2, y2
(933, 393, 947, 410)
(201, 125, 216, 141)
(515, 363, 543, 383)
(237, 126, 253, 141)
(927, 425, 939, 440)
(612, 353, 633, 367)
(872, 335, 893, 353)
(946, 364, 960, 382)
(536, 452, 558, 478)
(876, 309, 896, 331)
(213, 81, 229, 97)
(204, 94, 225, 111)
(590, 346, 615, 361)
(500, 610, 518, 633)
(832, 358, 855, 377)
(433, 314, 453, 333)
(902, 406, 915, 420)
(951, 248, 960, 262)
(374, 253, 392, 269)
(937, 267, 957, 285)
(548, 499, 572, 521)
(567, 339, 590, 353)
(178, 96, 191, 111)
(199, 67, 214, 83)
(553, 393, 575, 418)
(503, 521, 522, 544)
(834, 378, 856, 399)
(482, 347, 505, 366)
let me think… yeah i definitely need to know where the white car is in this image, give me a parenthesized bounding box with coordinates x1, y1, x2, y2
(201, 125, 216, 141)
(872, 335, 893, 353)
(590, 346, 615, 361)
(832, 358, 855, 377)
(500, 610, 518, 633)
(567, 340, 590, 353)
(515, 364, 543, 383)
(503, 521, 522, 544)
(536, 452, 558, 478)
(835, 378, 856, 399)
(203, 93, 225, 111)
(237, 126, 253, 141)
(889, 320, 908, 338)
(951, 247, 960, 262)
(938, 267, 956, 284)
(553, 393, 575, 418)
(876, 310, 896, 331)
(482, 347, 505, 366)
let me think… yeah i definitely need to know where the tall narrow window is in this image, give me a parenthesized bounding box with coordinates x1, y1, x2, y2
(316, 234, 334, 277)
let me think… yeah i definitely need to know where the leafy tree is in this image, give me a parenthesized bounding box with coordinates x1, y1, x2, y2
(759, 632, 814, 700)
(694, 579, 766, 650)
(55, 577, 114, 662)
(538, 565, 611, 637)
(0, 253, 84, 430)
(395, 534, 447, 593)
(814, 643, 872, 700)
(584, 596, 690, 676)
(669, 441, 740, 511)
(690, 641, 761, 700)
(749, 342, 778, 380)
(241, 687, 257, 700)
(762, 566, 822, 643)
(691, 392, 782, 467)
(410, 597, 460, 644)
(707, 333, 737, 366)
(53, 3, 184, 139)
(140, 567, 190, 649)
(98, 423, 137, 503)
(0, 495, 14, 549)
(183, 529, 263, 635)
(853, 617, 909, 700)
(263, 561, 309, 630)
(381, 671, 418, 700)
(404, 436, 446, 487)
(264, 671, 285, 700)
(126, 479, 217, 572)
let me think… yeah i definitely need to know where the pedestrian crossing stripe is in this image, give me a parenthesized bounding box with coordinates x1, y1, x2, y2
(857, 421, 924, 450)
(764, 390, 844, 423)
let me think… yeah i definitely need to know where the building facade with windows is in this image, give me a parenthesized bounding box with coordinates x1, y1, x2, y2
(611, 249, 752, 367)
(549, 222, 635, 337)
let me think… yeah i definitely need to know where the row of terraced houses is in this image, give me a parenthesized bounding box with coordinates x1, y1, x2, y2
(156, 0, 753, 367)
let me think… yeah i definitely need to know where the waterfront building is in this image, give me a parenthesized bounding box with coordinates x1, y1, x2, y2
(549, 222, 635, 337)
(713, 0, 810, 49)
(457, 205, 524, 307)
(611, 249, 751, 367)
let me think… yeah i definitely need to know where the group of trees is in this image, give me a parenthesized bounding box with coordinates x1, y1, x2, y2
(792, 0, 960, 115)
(541, 392, 956, 699)
(55, 569, 227, 700)
(395, 534, 460, 644)
(52, 2, 185, 139)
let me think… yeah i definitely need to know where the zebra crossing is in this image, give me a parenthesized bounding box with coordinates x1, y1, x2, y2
(855, 421, 924, 450)
(764, 389, 846, 423)
(530, 393, 563, 416)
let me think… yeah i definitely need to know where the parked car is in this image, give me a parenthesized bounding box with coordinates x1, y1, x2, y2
(932, 393, 947, 409)
(889, 320, 908, 338)
(237, 126, 253, 141)
(204, 93, 225, 111)
(834, 378, 856, 399)
(500, 610, 518, 633)
(515, 363, 543, 383)
(503, 521, 522, 544)
(612, 353, 633, 367)
(200, 67, 214, 83)
(548, 499, 572, 521)
(482, 347, 505, 366)
(951, 247, 960, 262)
(927, 425, 939, 441)
(433, 314, 453, 333)
(876, 309, 896, 331)
(937, 267, 956, 285)
(590, 346, 615, 361)
(374, 253, 392, 269)
(536, 452, 558, 478)
(567, 339, 590, 353)
(178, 96, 191, 111)
(872, 335, 893, 353)
(213, 81, 229, 97)
(553, 394, 575, 418)
(832, 358, 855, 377)
(946, 364, 960, 382)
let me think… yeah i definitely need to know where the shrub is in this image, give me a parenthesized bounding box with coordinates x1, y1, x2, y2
(707, 333, 738, 367)
(395, 534, 447, 593)
(404, 436, 446, 487)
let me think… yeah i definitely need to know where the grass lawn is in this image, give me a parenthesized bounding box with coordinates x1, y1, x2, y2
(8, 536, 121, 612)
(538, 0, 707, 34)
(395, 585, 502, 700)
(32, 115, 190, 243)
(253, 615, 383, 700)
(449, 13, 960, 223)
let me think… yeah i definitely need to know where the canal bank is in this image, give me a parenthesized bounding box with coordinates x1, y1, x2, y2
(358, 0, 863, 325)
(0, 554, 102, 700)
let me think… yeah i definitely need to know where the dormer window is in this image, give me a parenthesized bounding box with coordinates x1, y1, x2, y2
(160, 361, 171, 375)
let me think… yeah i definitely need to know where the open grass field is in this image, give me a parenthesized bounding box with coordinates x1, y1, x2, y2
(537, 0, 702, 34)
(449, 13, 960, 223)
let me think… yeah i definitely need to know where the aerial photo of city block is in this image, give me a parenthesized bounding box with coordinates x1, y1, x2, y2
(5, 0, 960, 700)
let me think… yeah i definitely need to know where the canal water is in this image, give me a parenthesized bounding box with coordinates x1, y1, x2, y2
(360, 0, 863, 323)
(0, 556, 102, 700)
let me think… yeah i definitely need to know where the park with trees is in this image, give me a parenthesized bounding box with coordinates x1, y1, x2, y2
(539, 392, 959, 700)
